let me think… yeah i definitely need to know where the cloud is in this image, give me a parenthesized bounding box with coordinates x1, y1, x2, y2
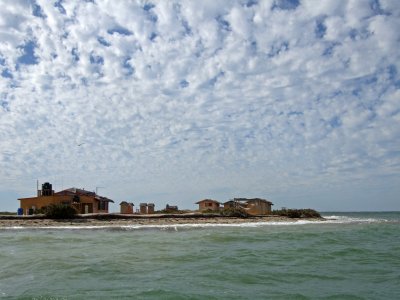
(0, 0, 399, 211)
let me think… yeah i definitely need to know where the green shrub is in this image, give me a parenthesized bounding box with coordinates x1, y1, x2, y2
(0, 211, 17, 215)
(156, 209, 183, 214)
(299, 209, 322, 218)
(33, 207, 47, 214)
(220, 207, 249, 218)
(202, 209, 219, 214)
(272, 208, 321, 219)
(45, 204, 77, 219)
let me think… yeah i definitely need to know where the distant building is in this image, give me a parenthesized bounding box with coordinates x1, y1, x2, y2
(165, 204, 178, 212)
(195, 199, 221, 212)
(120, 201, 134, 214)
(18, 182, 114, 215)
(147, 203, 155, 214)
(139, 203, 155, 214)
(224, 200, 246, 210)
(224, 198, 273, 215)
(140, 203, 147, 214)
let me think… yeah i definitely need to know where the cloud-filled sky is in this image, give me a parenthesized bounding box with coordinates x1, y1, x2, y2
(1, 0, 399, 212)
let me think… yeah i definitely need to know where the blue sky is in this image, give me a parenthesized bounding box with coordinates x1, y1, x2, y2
(0, 0, 399, 212)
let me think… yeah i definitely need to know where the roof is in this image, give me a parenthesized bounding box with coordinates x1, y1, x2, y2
(233, 198, 273, 205)
(195, 199, 221, 204)
(54, 188, 114, 203)
(18, 186, 114, 203)
(120, 201, 134, 206)
(223, 200, 247, 207)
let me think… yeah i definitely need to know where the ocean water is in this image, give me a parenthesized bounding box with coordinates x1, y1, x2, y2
(1, 212, 399, 299)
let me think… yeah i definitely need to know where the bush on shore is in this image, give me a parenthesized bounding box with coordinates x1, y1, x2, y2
(272, 208, 321, 218)
(220, 207, 249, 218)
(155, 209, 190, 214)
(0, 211, 17, 215)
(44, 204, 77, 219)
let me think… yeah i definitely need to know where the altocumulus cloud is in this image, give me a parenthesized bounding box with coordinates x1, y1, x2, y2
(0, 0, 399, 211)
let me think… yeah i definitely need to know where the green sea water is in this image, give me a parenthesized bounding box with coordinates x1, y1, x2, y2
(1, 212, 399, 299)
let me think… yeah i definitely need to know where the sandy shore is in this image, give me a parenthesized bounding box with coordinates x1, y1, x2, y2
(0, 214, 325, 228)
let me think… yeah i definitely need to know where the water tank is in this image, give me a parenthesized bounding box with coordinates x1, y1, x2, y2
(42, 182, 53, 196)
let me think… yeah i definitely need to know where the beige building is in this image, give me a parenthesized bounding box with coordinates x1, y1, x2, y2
(165, 204, 178, 212)
(147, 203, 155, 214)
(140, 203, 147, 214)
(18, 182, 114, 215)
(120, 201, 134, 214)
(138, 203, 155, 214)
(224, 198, 273, 215)
(196, 199, 221, 212)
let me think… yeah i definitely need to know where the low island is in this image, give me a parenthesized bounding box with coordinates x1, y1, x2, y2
(6, 183, 324, 228)
(0, 208, 324, 228)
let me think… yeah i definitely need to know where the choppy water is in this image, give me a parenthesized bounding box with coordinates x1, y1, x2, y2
(1, 212, 399, 299)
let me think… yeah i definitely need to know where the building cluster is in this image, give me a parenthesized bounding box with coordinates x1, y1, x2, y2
(196, 198, 273, 216)
(18, 182, 273, 216)
(119, 202, 155, 214)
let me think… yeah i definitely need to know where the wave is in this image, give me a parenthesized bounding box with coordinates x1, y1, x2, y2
(2, 214, 398, 231)
(1, 221, 324, 231)
(0, 220, 352, 231)
(322, 215, 397, 224)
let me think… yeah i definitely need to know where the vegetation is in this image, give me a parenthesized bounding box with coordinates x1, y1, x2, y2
(44, 204, 77, 219)
(0, 211, 17, 215)
(200, 208, 218, 214)
(32, 207, 47, 215)
(220, 207, 249, 218)
(155, 209, 189, 214)
(272, 208, 321, 218)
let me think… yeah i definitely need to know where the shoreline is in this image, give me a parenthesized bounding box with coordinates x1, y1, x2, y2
(0, 214, 325, 228)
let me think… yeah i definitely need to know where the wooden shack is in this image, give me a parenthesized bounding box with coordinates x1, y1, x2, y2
(120, 201, 134, 214)
(140, 203, 148, 214)
(226, 198, 273, 215)
(147, 203, 155, 214)
(195, 199, 221, 212)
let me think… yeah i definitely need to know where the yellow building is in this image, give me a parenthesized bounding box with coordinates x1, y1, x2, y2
(18, 182, 114, 215)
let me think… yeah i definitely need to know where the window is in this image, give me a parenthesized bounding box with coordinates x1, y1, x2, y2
(98, 201, 107, 210)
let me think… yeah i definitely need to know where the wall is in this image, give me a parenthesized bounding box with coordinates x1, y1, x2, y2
(246, 200, 272, 215)
(120, 204, 134, 214)
(198, 201, 220, 211)
(147, 204, 155, 214)
(140, 204, 147, 214)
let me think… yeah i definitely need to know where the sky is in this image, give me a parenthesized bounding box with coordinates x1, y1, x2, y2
(0, 0, 399, 212)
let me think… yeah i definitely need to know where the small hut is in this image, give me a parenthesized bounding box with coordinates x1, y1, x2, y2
(120, 201, 134, 214)
(165, 204, 178, 212)
(147, 203, 155, 214)
(140, 203, 148, 214)
(229, 198, 273, 215)
(195, 199, 221, 212)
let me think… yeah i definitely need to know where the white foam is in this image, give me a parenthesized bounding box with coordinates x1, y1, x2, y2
(322, 215, 390, 224)
(1, 219, 330, 230)
(1, 215, 394, 231)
